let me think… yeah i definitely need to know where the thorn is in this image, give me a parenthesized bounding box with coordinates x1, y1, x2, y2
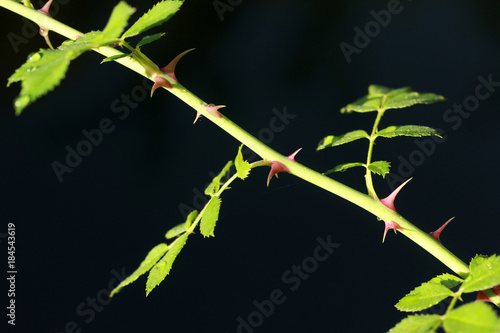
(287, 148, 302, 162)
(378, 178, 412, 242)
(151, 75, 172, 97)
(38, 0, 54, 49)
(266, 161, 290, 187)
(193, 112, 202, 124)
(203, 104, 225, 118)
(160, 48, 195, 82)
(476, 285, 500, 303)
(429, 217, 454, 243)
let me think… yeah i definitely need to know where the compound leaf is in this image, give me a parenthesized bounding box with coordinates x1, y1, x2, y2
(443, 302, 500, 333)
(110, 243, 168, 296)
(324, 162, 364, 175)
(388, 314, 441, 333)
(396, 281, 454, 312)
(377, 125, 442, 139)
(317, 130, 369, 150)
(122, 0, 183, 39)
(200, 196, 221, 237)
(461, 255, 500, 293)
(146, 233, 189, 296)
(368, 161, 391, 178)
(235, 144, 251, 180)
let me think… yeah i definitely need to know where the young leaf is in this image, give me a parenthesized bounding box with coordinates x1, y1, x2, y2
(383, 91, 445, 110)
(122, 0, 184, 39)
(317, 130, 369, 150)
(165, 210, 198, 239)
(100, 1, 135, 42)
(396, 282, 454, 312)
(110, 243, 168, 297)
(200, 196, 221, 237)
(461, 255, 500, 293)
(377, 125, 442, 139)
(204, 161, 233, 196)
(428, 273, 463, 289)
(368, 161, 391, 178)
(443, 302, 500, 333)
(324, 162, 364, 175)
(146, 233, 189, 296)
(136, 33, 165, 48)
(388, 314, 442, 333)
(235, 144, 251, 180)
(101, 53, 130, 64)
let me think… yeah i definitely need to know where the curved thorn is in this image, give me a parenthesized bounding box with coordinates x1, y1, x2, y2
(429, 217, 455, 243)
(151, 76, 172, 97)
(204, 104, 225, 118)
(267, 161, 290, 186)
(160, 48, 195, 82)
(287, 148, 302, 162)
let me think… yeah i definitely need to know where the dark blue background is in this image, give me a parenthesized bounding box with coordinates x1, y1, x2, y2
(1, 0, 499, 332)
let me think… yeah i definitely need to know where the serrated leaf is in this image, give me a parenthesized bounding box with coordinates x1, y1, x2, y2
(200, 196, 221, 237)
(146, 233, 189, 296)
(100, 1, 135, 41)
(443, 302, 500, 333)
(368, 161, 391, 178)
(429, 273, 464, 289)
(461, 255, 500, 293)
(317, 130, 369, 150)
(324, 162, 364, 175)
(136, 33, 165, 48)
(122, 0, 183, 39)
(101, 53, 130, 64)
(204, 161, 233, 196)
(235, 144, 251, 180)
(377, 125, 442, 139)
(341, 85, 444, 114)
(388, 314, 442, 333)
(165, 210, 197, 239)
(110, 243, 168, 297)
(396, 282, 454, 312)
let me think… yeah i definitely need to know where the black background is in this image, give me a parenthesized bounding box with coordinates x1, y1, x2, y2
(1, 0, 500, 332)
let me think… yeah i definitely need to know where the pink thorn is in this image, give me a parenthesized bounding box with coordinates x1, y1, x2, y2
(193, 112, 202, 124)
(267, 161, 290, 187)
(38, 0, 53, 16)
(379, 178, 411, 242)
(75, 35, 83, 39)
(476, 285, 500, 303)
(429, 217, 454, 243)
(160, 48, 195, 82)
(287, 148, 302, 162)
(151, 76, 172, 97)
(204, 105, 225, 118)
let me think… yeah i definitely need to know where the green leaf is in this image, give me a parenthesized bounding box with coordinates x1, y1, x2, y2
(317, 130, 369, 150)
(122, 0, 184, 39)
(146, 233, 189, 296)
(368, 161, 391, 178)
(341, 85, 445, 114)
(443, 302, 500, 333)
(110, 243, 168, 296)
(101, 53, 130, 64)
(324, 162, 364, 175)
(388, 314, 442, 333)
(461, 255, 500, 293)
(428, 273, 463, 289)
(235, 144, 251, 180)
(136, 33, 165, 48)
(396, 281, 454, 312)
(200, 196, 221, 237)
(165, 210, 197, 239)
(377, 125, 442, 139)
(100, 1, 136, 41)
(204, 161, 233, 196)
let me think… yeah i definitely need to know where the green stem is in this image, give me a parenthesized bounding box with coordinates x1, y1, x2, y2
(3, 0, 494, 297)
(365, 109, 385, 200)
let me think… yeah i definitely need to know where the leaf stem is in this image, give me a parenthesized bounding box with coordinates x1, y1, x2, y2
(0, 0, 476, 282)
(365, 109, 385, 200)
